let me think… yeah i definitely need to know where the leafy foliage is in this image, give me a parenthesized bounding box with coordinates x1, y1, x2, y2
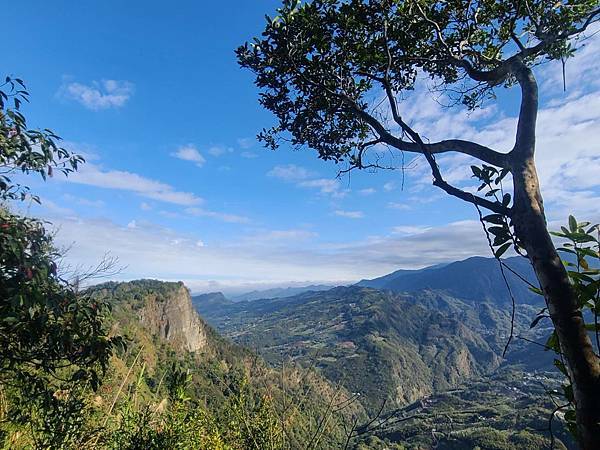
(0, 76, 120, 447)
(0, 207, 123, 447)
(0, 77, 83, 202)
(237, 0, 598, 163)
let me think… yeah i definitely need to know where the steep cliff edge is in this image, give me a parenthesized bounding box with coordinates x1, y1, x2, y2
(88, 280, 211, 354)
(137, 282, 207, 352)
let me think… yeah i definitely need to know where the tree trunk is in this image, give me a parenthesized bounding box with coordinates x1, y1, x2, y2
(512, 156, 600, 449)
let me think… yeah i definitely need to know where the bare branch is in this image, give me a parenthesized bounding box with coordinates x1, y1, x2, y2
(342, 85, 512, 216)
(340, 91, 509, 167)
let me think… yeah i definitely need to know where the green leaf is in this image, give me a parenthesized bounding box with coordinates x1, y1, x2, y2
(554, 359, 568, 377)
(546, 332, 559, 352)
(483, 214, 505, 225)
(494, 242, 511, 258)
(569, 215, 577, 233)
(530, 315, 548, 329)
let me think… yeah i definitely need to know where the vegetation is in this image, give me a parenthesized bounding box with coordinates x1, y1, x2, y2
(195, 285, 524, 412)
(1, 0, 598, 444)
(0, 78, 361, 449)
(354, 369, 575, 449)
(0, 78, 120, 448)
(238, 0, 600, 446)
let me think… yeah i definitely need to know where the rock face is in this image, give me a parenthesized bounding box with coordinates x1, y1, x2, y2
(138, 283, 208, 352)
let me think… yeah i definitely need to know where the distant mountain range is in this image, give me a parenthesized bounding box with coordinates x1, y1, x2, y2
(82, 258, 568, 449)
(357, 255, 539, 305)
(230, 284, 334, 302)
(193, 256, 552, 416)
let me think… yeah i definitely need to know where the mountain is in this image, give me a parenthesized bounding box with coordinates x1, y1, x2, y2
(195, 284, 544, 413)
(85, 280, 366, 448)
(230, 284, 334, 302)
(357, 256, 540, 305)
(354, 368, 574, 449)
(192, 291, 233, 312)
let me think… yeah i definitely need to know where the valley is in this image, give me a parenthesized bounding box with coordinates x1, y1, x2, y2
(191, 256, 572, 448)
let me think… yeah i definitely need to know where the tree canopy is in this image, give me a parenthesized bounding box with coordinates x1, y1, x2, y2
(238, 1, 600, 448)
(1, 76, 83, 202)
(237, 0, 598, 214)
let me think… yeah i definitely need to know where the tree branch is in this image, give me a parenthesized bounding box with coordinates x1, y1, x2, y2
(340, 92, 509, 167)
(511, 62, 538, 158)
(340, 89, 511, 216)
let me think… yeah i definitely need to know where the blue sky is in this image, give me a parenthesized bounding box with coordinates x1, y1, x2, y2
(5, 1, 600, 294)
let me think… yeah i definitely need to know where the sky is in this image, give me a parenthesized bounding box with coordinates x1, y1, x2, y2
(4, 1, 600, 295)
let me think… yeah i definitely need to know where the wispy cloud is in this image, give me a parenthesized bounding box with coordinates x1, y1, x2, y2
(171, 145, 206, 168)
(383, 182, 396, 192)
(241, 151, 258, 159)
(299, 178, 348, 198)
(334, 210, 364, 219)
(59, 79, 134, 110)
(268, 164, 314, 182)
(358, 188, 376, 195)
(207, 145, 233, 157)
(387, 202, 411, 211)
(391, 225, 431, 235)
(62, 194, 105, 208)
(67, 162, 203, 206)
(39, 211, 496, 295)
(237, 137, 255, 149)
(268, 164, 348, 198)
(185, 207, 250, 224)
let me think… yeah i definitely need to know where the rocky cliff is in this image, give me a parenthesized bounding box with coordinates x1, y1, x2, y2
(88, 280, 209, 353)
(138, 282, 208, 352)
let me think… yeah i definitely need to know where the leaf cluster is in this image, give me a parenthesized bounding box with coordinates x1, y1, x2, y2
(0, 76, 84, 202)
(237, 0, 599, 163)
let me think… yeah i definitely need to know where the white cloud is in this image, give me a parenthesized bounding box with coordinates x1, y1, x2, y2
(358, 188, 376, 195)
(67, 162, 203, 206)
(267, 164, 348, 198)
(62, 194, 105, 208)
(59, 79, 134, 110)
(391, 225, 431, 235)
(39, 211, 498, 294)
(334, 210, 364, 219)
(541, 23, 600, 93)
(127, 220, 137, 229)
(387, 202, 411, 211)
(207, 145, 233, 157)
(298, 178, 348, 198)
(185, 207, 250, 224)
(237, 137, 255, 149)
(383, 182, 396, 192)
(241, 229, 318, 244)
(241, 151, 258, 159)
(140, 202, 152, 211)
(171, 145, 206, 168)
(268, 164, 314, 181)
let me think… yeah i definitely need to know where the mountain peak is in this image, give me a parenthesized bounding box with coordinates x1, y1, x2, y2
(357, 256, 539, 305)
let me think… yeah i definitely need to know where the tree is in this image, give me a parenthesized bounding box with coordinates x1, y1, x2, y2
(0, 77, 121, 445)
(1, 77, 83, 202)
(237, 1, 600, 447)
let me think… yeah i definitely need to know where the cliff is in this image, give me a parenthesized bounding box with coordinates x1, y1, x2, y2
(88, 279, 209, 354)
(138, 282, 207, 352)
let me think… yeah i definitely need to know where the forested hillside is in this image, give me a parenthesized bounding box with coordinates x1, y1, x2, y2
(1, 279, 366, 448)
(4, 0, 600, 447)
(194, 259, 577, 448)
